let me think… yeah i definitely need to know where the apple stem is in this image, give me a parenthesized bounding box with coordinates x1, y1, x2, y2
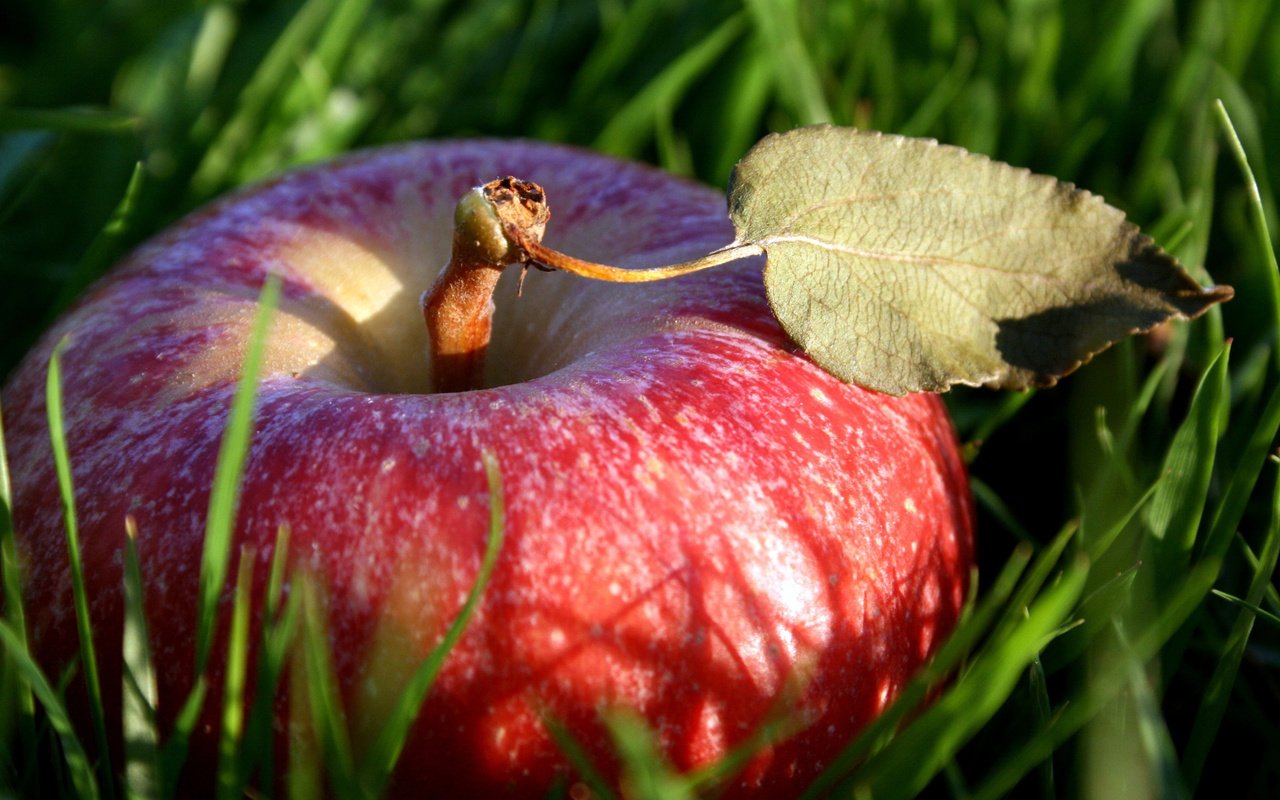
(423, 178, 550, 393)
(422, 256, 504, 394)
(423, 177, 757, 393)
(508, 227, 762, 283)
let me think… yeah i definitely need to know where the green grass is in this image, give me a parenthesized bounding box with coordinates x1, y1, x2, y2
(2, 0, 1279, 796)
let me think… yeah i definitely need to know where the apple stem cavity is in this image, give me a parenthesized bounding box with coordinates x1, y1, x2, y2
(423, 176, 759, 393)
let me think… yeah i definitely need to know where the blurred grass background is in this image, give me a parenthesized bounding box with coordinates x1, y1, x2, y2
(1, 0, 1278, 797)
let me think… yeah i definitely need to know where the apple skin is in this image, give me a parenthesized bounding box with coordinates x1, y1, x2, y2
(2, 141, 974, 796)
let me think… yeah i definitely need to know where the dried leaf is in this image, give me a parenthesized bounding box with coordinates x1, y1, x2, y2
(728, 125, 1233, 395)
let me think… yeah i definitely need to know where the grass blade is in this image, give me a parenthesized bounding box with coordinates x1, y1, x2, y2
(54, 161, 146, 309)
(741, 0, 831, 124)
(685, 698, 807, 794)
(898, 38, 976, 138)
(1200, 379, 1280, 564)
(238, 527, 297, 789)
(1143, 344, 1229, 593)
(0, 107, 142, 135)
(845, 554, 1090, 799)
(47, 335, 115, 799)
(1115, 621, 1187, 800)
(800, 545, 1033, 799)
(0, 395, 37, 772)
(1027, 653, 1055, 799)
(296, 577, 359, 798)
(1084, 476, 1163, 564)
(603, 708, 692, 800)
(592, 15, 745, 159)
(969, 476, 1034, 544)
(971, 558, 1220, 800)
(357, 450, 507, 796)
(1182, 466, 1280, 788)
(216, 548, 255, 800)
(159, 677, 208, 797)
(1213, 588, 1280, 627)
(166, 273, 277, 794)
(0, 621, 99, 799)
(542, 712, 617, 800)
(189, 0, 338, 196)
(1214, 99, 1280, 366)
(196, 274, 280, 674)
(988, 522, 1079, 646)
(122, 517, 160, 800)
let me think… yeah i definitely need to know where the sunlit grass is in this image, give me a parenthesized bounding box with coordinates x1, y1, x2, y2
(2, 0, 1278, 796)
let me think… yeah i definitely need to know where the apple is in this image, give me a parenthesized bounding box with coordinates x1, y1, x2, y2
(2, 140, 974, 796)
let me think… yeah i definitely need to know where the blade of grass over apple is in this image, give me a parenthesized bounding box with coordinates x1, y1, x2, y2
(356, 451, 506, 797)
(685, 694, 809, 793)
(0, 621, 99, 799)
(47, 335, 115, 800)
(800, 544, 1034, 799)
(238, 527, 299, 791)
(0, 398, 36, 765)
(296, 577, 360, 797)
(1183, 467, 1280, 789)
(287, 647, 324, 800)
(122, 517, 160, 800)
(541, 713, 618, 800)
(159, 677, 208, 797)
(158, 274, 279, 796)
(603, 708, 694, 800)
(216, 548, 255, 800)
(841, 554, 1089, 798)
(196, 274, 281, 674)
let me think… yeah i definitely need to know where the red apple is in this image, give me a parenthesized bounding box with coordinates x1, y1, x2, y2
(2, 140, 974, 796)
